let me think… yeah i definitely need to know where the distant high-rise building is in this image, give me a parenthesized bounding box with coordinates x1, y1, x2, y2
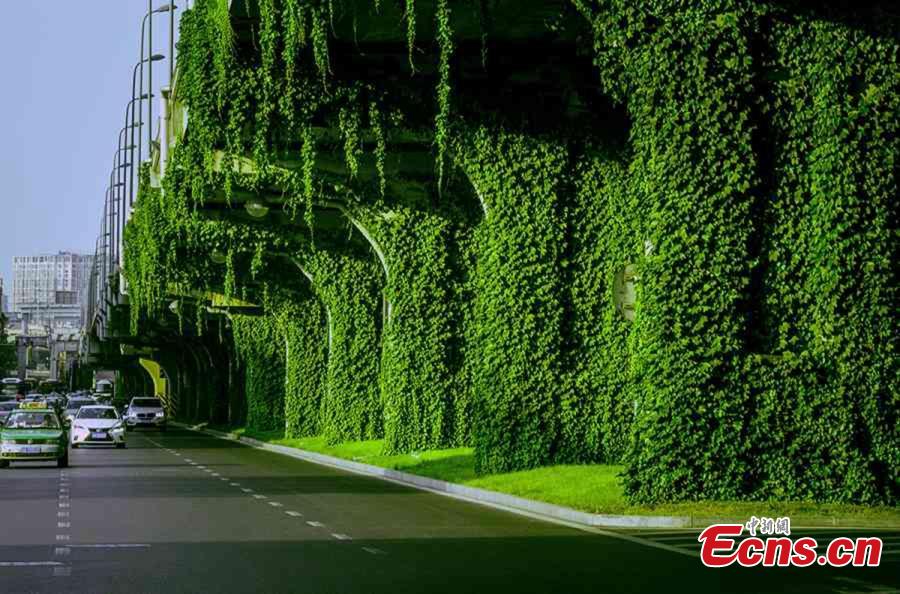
(0, 276, 7, 313)
(12, 252, 93, 329)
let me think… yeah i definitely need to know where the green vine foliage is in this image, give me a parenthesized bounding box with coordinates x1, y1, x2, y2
(558, 149, 636, 464)
(460, 127, 569, 475)
(266, 288, 328, 438)
(231, 313, 286, 432)
(301, 247, 384, 444)
(744, 16, 899, 504)
(356, 202, 471, 453)
(119, 0, 898, 507)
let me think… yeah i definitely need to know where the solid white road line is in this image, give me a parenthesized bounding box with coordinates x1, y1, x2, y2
(0, 562, 65, 567)
(67, 544, 152, 549)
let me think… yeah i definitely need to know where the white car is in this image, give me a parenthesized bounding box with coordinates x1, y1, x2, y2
(125, 397, 167, 430)
(70, 406, 126, 448)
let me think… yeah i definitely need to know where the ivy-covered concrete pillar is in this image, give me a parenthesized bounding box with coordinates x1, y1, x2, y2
(748, 19, 900, 503)
(295, 249, 383, 444)
(557, 150, 636, 465)
(230, 313, 286, 433)
(267, 288, 328, 439)
(589, 6, 759, 503)
(355, 205, 471, 453)
(459, 126, 570, 474)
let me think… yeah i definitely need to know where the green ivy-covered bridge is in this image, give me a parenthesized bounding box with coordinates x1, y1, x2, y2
(83, 0, 898, 506)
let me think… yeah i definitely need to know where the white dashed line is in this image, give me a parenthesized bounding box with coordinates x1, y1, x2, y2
(58, 503, 70, 509)
(267, 501, 283, 507)
(53, 547, 70, 557)
(331, 533, 352, 541)
(241, 488, 253, 493)
(285, 511, 303, 517)
(230, 483, 240, 487)
(362, 547, 386, 555)
(252, 494, 267, 500)
(53, 566, 72, 577)
(55, 535, 70, 541)
(57, 522, 71, 529)
(57, 512, 69, 518)
(306, 521, 325, 528)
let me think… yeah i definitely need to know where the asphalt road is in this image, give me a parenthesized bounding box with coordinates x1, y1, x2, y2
(0, 428, 897, 594)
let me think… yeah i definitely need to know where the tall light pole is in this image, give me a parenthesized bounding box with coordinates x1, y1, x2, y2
(134, 54, 165, 205)
(141, 4, 176, 167)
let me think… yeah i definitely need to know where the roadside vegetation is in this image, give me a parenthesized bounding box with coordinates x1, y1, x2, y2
(204, 425, 900, 529)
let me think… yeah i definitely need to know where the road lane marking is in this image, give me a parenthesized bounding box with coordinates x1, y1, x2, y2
(230, 482, 240, 486)
(58, 503, 70, 509)
(362, 547, 386, 555)
(57, 512, 69, 518)
(285, 511, 303, 517)
(53, 566, 72, 577)
(242, 488, 254, 493)
(252, 494, 268, 500)
(55, 535, 70, 541)
(57, 522, 71, 528)
(54, 547, 70, 557)
(331, 533, 352, 541)
(267, 501, 283, 507)
(67, 544, 152, 549)
(306, 521, 325, 528)
(0, 562, 65, 567)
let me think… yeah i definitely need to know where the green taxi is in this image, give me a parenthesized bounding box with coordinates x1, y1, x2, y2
(0, 403, 69, 468)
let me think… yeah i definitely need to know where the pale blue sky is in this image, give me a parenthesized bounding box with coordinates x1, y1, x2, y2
(0, 1, 177, 289)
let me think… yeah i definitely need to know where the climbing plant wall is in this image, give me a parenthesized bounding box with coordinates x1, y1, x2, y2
(231, 313, 286, 432)
(300, 247, 384, 444)
(118, 0, 898, 507)
(459, 127, 569, 475)
(267, 287, 328, 438)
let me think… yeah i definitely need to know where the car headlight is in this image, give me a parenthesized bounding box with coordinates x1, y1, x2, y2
(155, 411, 165, 418)
(111, 423, 125, 432)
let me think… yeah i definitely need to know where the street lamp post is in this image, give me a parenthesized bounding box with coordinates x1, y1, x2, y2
(139, 3, 176, 180)
(133, 54, 164, 206)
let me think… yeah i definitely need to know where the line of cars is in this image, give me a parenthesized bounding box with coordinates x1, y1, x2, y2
(0, 393, 168, 469)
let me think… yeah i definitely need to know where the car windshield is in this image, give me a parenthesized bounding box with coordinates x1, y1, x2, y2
(66, 400, 94, 411)
(77, 408, 119, 420)
(132, 399, 163, 408)
(4, 411, 60, 429)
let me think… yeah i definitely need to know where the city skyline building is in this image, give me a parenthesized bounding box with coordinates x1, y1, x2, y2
(11, 251, 93, 330)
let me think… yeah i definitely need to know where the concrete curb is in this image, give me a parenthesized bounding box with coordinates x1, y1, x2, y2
(174, 422, 692, 530)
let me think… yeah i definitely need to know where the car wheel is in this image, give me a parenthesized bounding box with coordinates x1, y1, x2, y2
(57, 456, 69, 468)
